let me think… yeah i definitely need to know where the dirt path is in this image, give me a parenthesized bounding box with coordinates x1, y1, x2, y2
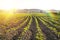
(36, 17, 58, 40)
(11, 16, 31, 40)
(29, 16, 37, 40)
(41, 17, 60, 32)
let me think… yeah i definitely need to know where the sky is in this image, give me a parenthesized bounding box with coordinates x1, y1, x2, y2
(0, 0, 60, 10)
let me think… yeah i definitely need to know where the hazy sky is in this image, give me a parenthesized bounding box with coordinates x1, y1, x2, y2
(0, 0, 60, 10)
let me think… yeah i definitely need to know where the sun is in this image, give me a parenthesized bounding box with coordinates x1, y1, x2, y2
(0, 0, 14, 11)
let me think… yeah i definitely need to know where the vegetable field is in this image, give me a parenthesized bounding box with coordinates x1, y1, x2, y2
(0, 13, 60, 40)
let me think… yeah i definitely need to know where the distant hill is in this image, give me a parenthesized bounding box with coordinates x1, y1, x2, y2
(16, 9, 46, 13)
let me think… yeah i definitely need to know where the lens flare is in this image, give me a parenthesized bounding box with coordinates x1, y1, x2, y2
(47, 11, 55, 17)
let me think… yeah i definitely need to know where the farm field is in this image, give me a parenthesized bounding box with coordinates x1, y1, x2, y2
(0, 13, 60, 40)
